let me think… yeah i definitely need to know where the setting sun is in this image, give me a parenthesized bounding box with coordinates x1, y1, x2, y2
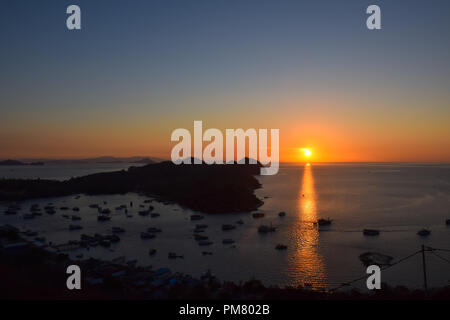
(301, 148, 312, 157)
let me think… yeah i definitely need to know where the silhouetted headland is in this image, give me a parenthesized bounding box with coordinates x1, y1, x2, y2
(0, 160, 44, 166)
(0, 160, 263, 213)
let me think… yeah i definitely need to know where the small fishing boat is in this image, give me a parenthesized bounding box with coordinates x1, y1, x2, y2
(317, 218, 332, 226)
(222, 224, 236, 231)
(71, 215, 81, 221)
(25, 230, 38, 237)
(198, 240, 213, 246)
(194, 234, 209, 241)
(69, 224, 83, 231)
(278, 211, 286, 217)
(149, 249, 157, 256)
(222, 239, 235, 244)
(363, 229, 380, 236)
(190, 214, 204, 221)
(252, 213, 265, 218)
(72, 207, 80, 212)
(81, 234, 94, 241)
(112, 227, 125, 233)
(202, 251, 213, 255)
(168, 252, 183, 259)
(275, 244, 288, 250)
(138, 210, 150, 216)
(359, 252, 393, 266)
(147, 227, 162, 233)
(150, 213, 160, 218)
(236, 220, 244, 225)
(126, 259, 138, 267)
(97, 214, 111, 221)
(446, 219, 450, 226)
(417, 229, 431, 237)
(258, 225, 276, 233)
(140, 232, 156, 239)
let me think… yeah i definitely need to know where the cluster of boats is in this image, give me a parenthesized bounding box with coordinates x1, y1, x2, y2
(193, 225, 213, 246)
(4, 203, 67, 218)
(140, 227, 162, 239)
(258, 224, 276, 233)
(190, 223, 243, 249)
(6, 197, 450, 273)
(70, 233, 122, 248)
(318, 219, 444, 238)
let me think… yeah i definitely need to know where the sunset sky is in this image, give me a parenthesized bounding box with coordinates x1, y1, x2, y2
(1, 0, 449, 162)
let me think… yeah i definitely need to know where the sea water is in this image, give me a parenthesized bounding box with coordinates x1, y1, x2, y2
(0, 163, 449, 291)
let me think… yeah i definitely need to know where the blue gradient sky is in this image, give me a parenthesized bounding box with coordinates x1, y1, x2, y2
(1, 0, 449, 161)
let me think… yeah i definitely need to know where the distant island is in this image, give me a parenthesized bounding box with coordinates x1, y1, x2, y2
(0, 160, 44, 166)
(1, 156, 163, 165)
(0, 160, 263, 213)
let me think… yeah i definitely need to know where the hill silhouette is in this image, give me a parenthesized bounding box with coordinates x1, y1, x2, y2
(0, 161, 263, 213)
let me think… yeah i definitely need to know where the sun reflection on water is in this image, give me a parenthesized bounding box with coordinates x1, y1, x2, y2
(289, 163, 327, 289)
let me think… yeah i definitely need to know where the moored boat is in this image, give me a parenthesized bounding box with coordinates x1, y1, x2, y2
(97, 214, 111, 221)
(198, 240, 213, 246)
(363, 229, 380, 236)
(69, 224, 83, 231)
(258, 225, 276, 233)
(252, 213, 265, 218)
(112, 227, 125, 233)
(317, 218, 332, 226)
(140, 232, 156, 239)
(222, 224, 236, 231)
(417, 229, 431, 237)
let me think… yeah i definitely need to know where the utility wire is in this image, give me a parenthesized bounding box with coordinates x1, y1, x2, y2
(329, 246, 450, 292)
(429, 247, 450, 253)
(329, 249, 422, 292)
(430, 251, 450, 265)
